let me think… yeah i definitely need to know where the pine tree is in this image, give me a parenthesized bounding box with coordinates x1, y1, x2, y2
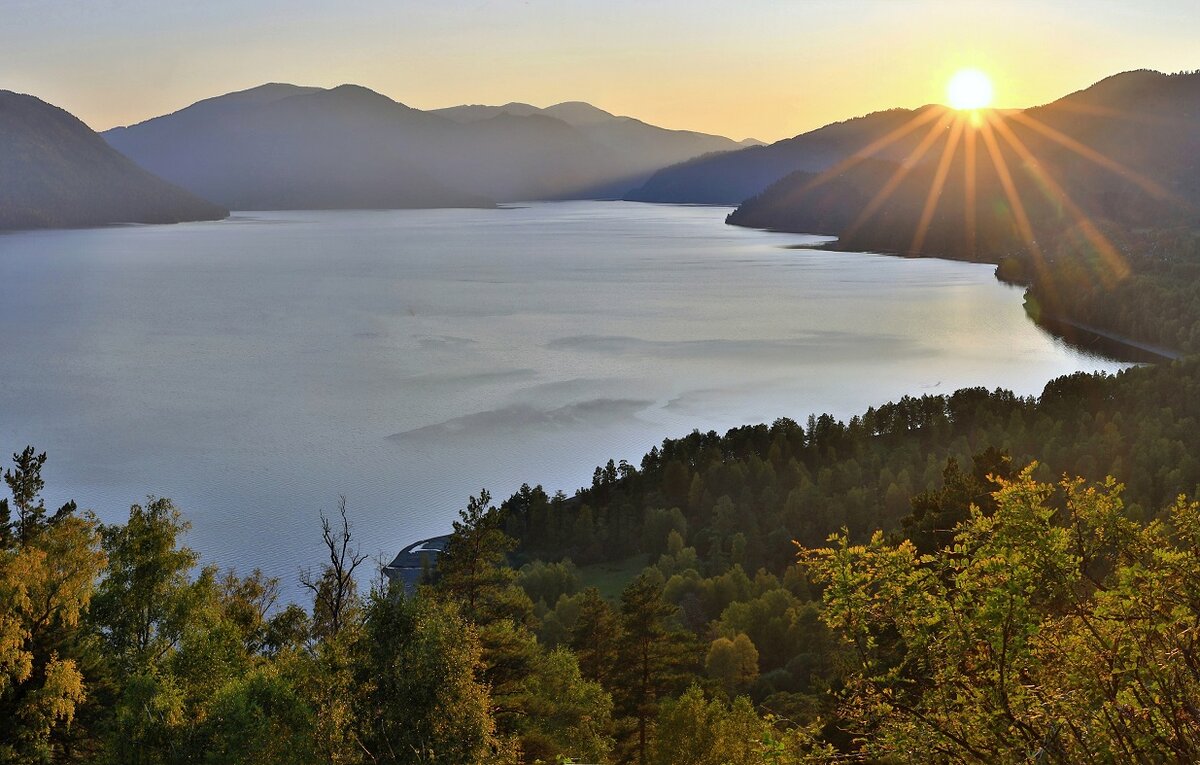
(616, 573, 690, 765)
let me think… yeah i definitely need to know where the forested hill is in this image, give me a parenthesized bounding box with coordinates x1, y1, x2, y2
(0, 90, 228, 230)
(723, 71, 1200, 358)
(488, 359, 1200, 761)
(10, 358, 1200, 762)
(507, 359, 1200, 574)
(727, 70, 1200, 256)
(634, 68, 1200, 215)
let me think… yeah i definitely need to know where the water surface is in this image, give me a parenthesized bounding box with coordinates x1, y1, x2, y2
(0, 202, 1127, 596)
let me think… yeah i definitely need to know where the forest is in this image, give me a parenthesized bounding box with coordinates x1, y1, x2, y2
(6, 340, 1200, 762)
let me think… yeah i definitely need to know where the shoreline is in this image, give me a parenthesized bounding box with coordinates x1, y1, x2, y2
(382, 535, 451, 592)
(769, 231, 1183, 365)
(1032, 314, 1180, 363)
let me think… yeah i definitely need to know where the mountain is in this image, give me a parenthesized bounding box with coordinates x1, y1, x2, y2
(1015, 69, 1200, 216)
(436, 99, 760, 197)
(429, 101, 543, 122)
(626, 107, 941, 204)
(726, 70, 1200, 261)
(104, 86, 751, 209)
(104, 84, 493, 210)
(0, 90, 227, 230)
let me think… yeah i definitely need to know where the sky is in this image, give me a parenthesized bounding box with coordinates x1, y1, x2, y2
(3, 0, 1198, 143)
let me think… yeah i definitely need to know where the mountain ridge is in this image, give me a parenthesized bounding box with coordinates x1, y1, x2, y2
(104, 84, 494, 210)
(726, 70, 1200, 263)
(104, 85, 753, 208)
(626, 105, 944, 205)
(630, 69, 1200, 209)
(0, 89, 228, 230)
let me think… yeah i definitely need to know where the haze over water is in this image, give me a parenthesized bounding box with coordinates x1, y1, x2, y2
(0, 202, 1127, 596)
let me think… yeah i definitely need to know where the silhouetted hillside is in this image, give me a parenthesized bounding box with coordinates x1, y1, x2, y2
(1021, 70, 1200, 221)
(104, 84, 494, 210)
(0, 90, 227, 230)
(435, 99, 756, 197)
(728, 71, 1200, 262)
(626, 107, 936, 204)
(430, 101, 543, 122)
(105, 87, 750, 208)
(448, 112, 613, 201)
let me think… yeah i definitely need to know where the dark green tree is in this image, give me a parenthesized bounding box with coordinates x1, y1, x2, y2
(903, 447, 1012, 552)
(1, 446, 76, 548)
(616, 572, 691, 765)
(569, 587, 624, 688)
(439, 489, 529, 623)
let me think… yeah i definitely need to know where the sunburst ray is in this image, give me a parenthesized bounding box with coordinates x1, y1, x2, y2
(963, 119, 978, 258)
(845, 110, 957, 237)
(910, 113, 966, 254)
(794, 107, 946, 196)
(988, 113, 1130, 286)
(978, 113, 1053, 287)
(1009, 111, 1176, 202)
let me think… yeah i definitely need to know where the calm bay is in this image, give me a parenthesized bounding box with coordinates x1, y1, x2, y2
(0, 201, 1127, 596)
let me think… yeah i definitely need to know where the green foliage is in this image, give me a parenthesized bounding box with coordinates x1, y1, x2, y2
(106, 672, 185, 765)
(569, 588, 624, 688)
(196, 667, 315, 765)
(902, 446, 1012, 552)
(575, 554, 650, 601)
(92, 497, 200, 674)
(219, 568, 281, 654)
(516, 558, 581, 608)
(440, 489, 522, 620)
(614, 572, 695, 764)
(356, 589, 496, 764)
(651, 685, 833, 765)
(506, 647, 613, 764)
(705, 634, 759, 695)
(263, 603, 311, 655)
(303, 630, 363, 765)
(806, 465, 1200, 761)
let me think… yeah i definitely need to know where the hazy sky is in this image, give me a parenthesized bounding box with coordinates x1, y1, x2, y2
(4, 0, 1197, 142)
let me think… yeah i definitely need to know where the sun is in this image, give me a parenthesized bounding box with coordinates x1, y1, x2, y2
(947, 68, 994, 110)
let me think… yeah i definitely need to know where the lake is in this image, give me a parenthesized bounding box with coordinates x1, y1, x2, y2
(0, 201, 1127, 598)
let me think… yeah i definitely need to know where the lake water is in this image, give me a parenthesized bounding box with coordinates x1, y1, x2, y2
(0, 202, 1127, 599)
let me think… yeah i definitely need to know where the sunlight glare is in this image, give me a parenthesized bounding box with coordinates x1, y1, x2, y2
(947, 68, 994, 110)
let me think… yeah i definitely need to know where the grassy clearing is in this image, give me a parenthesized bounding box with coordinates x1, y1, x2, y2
(576, 553, 650, 600)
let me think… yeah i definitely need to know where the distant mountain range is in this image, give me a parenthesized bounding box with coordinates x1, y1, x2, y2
(725, 70, 1200, 261)
(102, 85, 755, 210)
(5, 71, 1196, 236)
(432, 100, 762, 196)
(0, 90, 227, 230)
